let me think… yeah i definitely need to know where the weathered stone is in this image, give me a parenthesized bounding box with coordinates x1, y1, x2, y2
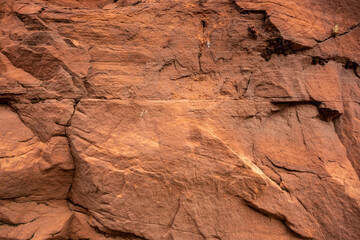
(0, 0, 359, 239)
(0, 105, 74, 200)
(0, 200, 73, 240)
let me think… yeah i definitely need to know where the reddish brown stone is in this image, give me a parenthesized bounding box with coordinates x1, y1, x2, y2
(0, 105, 74, 200)
(0, 0, 359, 239)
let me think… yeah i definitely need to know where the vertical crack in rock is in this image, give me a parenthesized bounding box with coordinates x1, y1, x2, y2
(64, 99, 80, 200)
(168, 197, 181, 228)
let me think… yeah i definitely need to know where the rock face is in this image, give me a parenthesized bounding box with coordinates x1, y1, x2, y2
(1, 0, 360, 239)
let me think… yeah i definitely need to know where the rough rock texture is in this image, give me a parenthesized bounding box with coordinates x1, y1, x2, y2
(0, 0, 360, 239)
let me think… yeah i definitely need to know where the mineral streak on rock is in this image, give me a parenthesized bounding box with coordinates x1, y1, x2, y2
(0, 0, 360, 239)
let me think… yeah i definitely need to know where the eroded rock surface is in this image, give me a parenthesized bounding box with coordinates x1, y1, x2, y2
(0, 0, 359, 239)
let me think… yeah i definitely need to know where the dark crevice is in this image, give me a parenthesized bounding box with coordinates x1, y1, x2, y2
(314, 35, 333, 44)
(345, 61, 360, 79)
(201, 20, 206, 32)
(263, 164, 289, 192)
(309, 56, 360, 79)
(130, 1, 142, 6)
(315, 21, 360, 43)
(212, 235, 222, 240)
(262, 36, 310, 61)
(311, 56, 329, 66)
(66, 99, 80, 127)
(27, 233, 35, 240)
(248, 25, 258, 39)
(338, 21, 360, 37)
(171, 74, 192, 81)
(198, 47, 203, 73)
(265, 156, 325, 179)
(0, 94, 21, 101)
(64, 99, 80, 201)
(0, 217, 38, 227)
(270, 100, 340, 122)
(63, 38, 77, 48)
(311, 55, 359, 73)
(317, 107, 341, 122)
(0, 98, 13, 105)
(67, 198, 89, 214)
(271, 100, 321, 106)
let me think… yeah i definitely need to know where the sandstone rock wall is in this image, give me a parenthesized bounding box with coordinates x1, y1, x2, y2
(0, 0, 359, 239)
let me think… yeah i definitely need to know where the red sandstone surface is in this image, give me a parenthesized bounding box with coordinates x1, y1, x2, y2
(0, 0, 360, 239)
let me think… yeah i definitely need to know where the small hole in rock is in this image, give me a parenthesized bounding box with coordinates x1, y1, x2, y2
(201, 20, 206, 29)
